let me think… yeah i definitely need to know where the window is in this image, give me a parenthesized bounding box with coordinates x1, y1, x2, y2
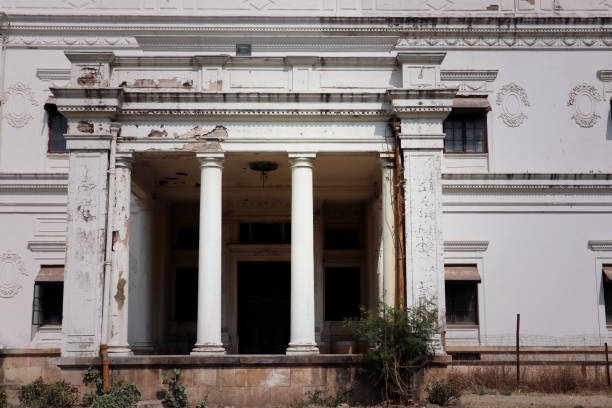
(443, 108, 487, 153)
(604, 266, 612, 324)
(324, 267, 360, 321)
(45, 104, 68, 153)
(32, 266, 64, 326)
(445, 265, 481, 325)
(239, 222, 290, 244)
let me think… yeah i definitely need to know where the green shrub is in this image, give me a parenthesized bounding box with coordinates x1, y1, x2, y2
(425, 380, 461, 406)
(82, 367, 141, 408)
(345, 299, 439, 403)
(195, 397, 209, 408)
(18, 378, 79, 408)
(160, 369, 188, 408)
(0, 389, 9, 408)
(291, 389, 347, 408)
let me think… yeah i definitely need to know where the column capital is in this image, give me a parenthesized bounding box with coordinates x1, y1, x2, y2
(115, 153, 133, 169)
(197, 152, 225, 168)
(288, 153, 316, 168)
(110, 122, 122, 136)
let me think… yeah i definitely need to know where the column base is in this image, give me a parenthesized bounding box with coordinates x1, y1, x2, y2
(106, 345, 133, 356)
(286, 343, 320, 355)
(191, 344, 226, 356)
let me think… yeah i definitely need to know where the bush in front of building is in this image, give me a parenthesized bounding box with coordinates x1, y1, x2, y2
(0, 389, 9, 408)
(18, 378, 80, 408)
(82, 367, 141, 408)
(425, 379, 461, 406)
(160, 369, 188, 408)
(345, 299, 440, 404)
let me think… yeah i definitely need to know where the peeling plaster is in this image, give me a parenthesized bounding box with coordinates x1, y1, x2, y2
(114, 277, 126, 309)
(173, 125, 228, 140)
(77, 121, 95, 134)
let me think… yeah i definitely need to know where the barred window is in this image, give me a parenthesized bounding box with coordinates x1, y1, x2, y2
(443, 109, 487, 153)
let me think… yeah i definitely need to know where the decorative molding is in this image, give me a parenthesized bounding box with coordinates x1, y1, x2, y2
(589, 240, 612, 252)
(0, 252, 28, 299)
(444, 241, 489, 252)
(27, 241, 67, 253)
(443, 184, 612, 193)
(567, 83, 602, 128)
(598, 70, 612, 82)
(0, 184, 68, 192)
(441, 70, 498, 82)
(36, 69, 72, 82)
(1, 82, 40, 128)
(496, 82, 530, 127)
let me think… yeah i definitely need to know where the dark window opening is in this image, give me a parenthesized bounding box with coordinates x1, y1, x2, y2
(236, 44, 252, 56)
(445, 281, 478, 324)
(32, 282, 63, 326)
(325, 267, 360, 321)
(44, 104, 68, 153)
(175, 267, 198, 322)
(443, 109, 487, 153)
(176, 228, 199, 250)
(604, 275, 612, 325)
(239, 222, 290, 244)
(324, 228, 361, 250)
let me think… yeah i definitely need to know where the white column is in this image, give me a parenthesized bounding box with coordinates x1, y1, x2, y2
(192, 153, 226, 355)
(380, 154, 396, 307)
(287, 153, 319, 355)
(107, 153, 133, 356)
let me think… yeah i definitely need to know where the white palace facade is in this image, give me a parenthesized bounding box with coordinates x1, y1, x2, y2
(1, 1, 612, 367)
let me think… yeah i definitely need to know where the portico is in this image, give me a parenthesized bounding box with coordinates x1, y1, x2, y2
(55, 51, 455, 358)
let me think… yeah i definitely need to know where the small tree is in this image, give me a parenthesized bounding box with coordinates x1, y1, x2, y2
(345, 299, 440, 404)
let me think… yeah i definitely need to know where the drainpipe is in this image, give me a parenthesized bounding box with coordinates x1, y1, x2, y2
(0, 12, 10, 169)
(100, 123, 119, 389)
(389, 118, 406, 309)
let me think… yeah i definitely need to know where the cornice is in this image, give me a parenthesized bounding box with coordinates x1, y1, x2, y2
(589, 240, 612, 252)
(444, 241, 489, 253)
(442, 173, 612, 181)
(117, 109, 390, 118)
(3, 17, 612, 50)
(0, 173, 68, 180)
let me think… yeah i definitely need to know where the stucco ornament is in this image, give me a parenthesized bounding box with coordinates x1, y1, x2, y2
(567, 83, 602, 128)
(2, 82, 40, 128)
(0, 252, 28, 298)
(496, 83, 530, 127)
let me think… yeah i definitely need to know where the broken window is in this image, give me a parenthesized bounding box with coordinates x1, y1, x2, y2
(443, 106, 488, 153)
(32, 266, 64, 326)
(44, 104, 68, 153)
(445, 265, 480, 325)
(603, 265, 612, 325)
(324, 267, 361, 321)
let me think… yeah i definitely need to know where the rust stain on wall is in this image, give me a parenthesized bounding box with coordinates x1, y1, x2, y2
(486, 5, 499, 10)
(77, 67, 101, 86)
(205, 80, 223, 91)
(114, 278, 126, 309)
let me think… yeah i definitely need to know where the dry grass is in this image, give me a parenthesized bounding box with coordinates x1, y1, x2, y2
(446, 366, 610, 394)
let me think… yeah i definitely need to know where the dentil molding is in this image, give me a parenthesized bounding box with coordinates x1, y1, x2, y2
(567, 83, 602, 128)
(444, 241, 489, 253)
(0, 252, 28, 299)
(588, 240, 612, 252)
(496, 82, 530, 128)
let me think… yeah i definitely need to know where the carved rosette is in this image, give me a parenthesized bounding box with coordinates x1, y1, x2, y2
(1, 82, 40, 128)
(0, 252, 28, 298)
(496, 83, 530, 127)
(567, 83, 602, 128)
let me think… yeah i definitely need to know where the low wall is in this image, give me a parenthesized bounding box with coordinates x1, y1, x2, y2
(58, 355, 368, 408)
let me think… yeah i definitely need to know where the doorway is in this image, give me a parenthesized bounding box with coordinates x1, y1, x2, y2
(237, 261, 290, 354)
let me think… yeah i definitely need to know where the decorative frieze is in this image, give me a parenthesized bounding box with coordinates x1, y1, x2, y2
(567, 83, 602, 128)
(496, 83, 530, 128)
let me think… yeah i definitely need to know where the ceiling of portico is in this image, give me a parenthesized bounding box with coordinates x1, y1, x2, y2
(131, 152, 380, 199)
